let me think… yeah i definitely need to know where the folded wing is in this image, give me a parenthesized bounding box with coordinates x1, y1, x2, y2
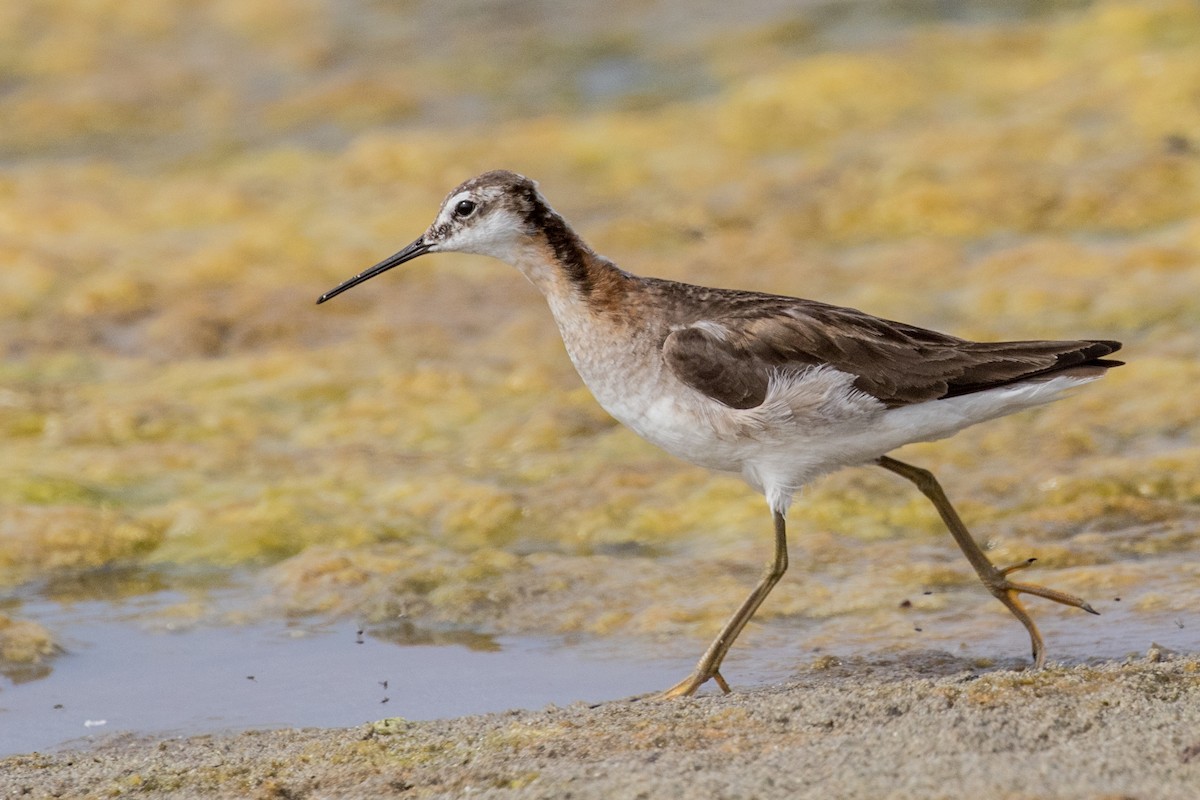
(661, 300, 1123, 410)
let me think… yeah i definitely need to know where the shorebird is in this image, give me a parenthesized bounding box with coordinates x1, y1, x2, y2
(318, 170, 1122, 698)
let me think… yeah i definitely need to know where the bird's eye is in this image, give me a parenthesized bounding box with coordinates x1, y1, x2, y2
(454, 199, 477, 218)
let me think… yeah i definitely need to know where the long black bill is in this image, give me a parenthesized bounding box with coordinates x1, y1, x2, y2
(316, 237, 432, 304)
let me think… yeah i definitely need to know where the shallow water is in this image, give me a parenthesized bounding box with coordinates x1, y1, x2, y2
(0, 589, 696, 757)
(3, 567, 1195, 757)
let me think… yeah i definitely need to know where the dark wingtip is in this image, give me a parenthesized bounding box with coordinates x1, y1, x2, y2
(1076, 339, 1122, 361)
(1082, 340, 1123, 370)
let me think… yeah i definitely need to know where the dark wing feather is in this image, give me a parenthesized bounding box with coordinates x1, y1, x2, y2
(661, 297, 1123, 410)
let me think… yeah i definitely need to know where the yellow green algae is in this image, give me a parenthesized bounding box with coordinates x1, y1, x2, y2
(1, 0, 1199, 675)
(0, 614, 58, 680)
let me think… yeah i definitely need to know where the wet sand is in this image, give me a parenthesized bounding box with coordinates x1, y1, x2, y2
(4, 651, 1198, 799)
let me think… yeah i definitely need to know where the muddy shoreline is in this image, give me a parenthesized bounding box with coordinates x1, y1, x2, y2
(4, 652, 1198, 799)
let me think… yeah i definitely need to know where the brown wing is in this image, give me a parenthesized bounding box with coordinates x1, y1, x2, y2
(661, 300, 1123, 410)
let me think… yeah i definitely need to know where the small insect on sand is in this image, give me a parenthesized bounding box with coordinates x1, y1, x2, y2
(319, 170, 1121, 697)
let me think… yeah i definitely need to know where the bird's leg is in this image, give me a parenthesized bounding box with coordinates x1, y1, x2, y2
(658, 510, 788, 699)
(876, 455, 1098, 668)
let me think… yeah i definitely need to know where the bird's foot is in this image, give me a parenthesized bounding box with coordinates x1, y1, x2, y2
(984, 557, 1099, 669)
(655, 668, 731, 700)
(992, 557, 1099, 614)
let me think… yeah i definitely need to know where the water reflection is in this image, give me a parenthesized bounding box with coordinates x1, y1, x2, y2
(369, 619, 501, 652)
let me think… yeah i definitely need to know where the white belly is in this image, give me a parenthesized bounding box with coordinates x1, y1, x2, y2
(549, 300, 1098, 515)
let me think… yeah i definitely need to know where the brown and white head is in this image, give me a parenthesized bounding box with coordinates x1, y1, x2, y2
(317, 170, 587, 304)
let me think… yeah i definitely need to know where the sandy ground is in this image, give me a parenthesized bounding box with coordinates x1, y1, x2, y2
(3, 650, 1198, 799)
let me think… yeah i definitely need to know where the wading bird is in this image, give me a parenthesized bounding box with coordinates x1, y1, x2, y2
(318, 171, 1120, 697)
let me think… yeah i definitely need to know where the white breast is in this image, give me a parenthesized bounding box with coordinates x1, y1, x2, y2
(543, 292, 1100, 517)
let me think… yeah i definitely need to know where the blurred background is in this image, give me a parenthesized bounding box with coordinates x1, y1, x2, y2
(2, 0, 1198, 752)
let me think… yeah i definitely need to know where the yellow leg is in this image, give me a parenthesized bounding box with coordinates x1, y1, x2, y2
(877, 455, 1098, 668)
(658, 510, 788, 698)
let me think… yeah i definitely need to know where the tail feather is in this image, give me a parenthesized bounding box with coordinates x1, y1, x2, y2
(942, 339, 1123, 399)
